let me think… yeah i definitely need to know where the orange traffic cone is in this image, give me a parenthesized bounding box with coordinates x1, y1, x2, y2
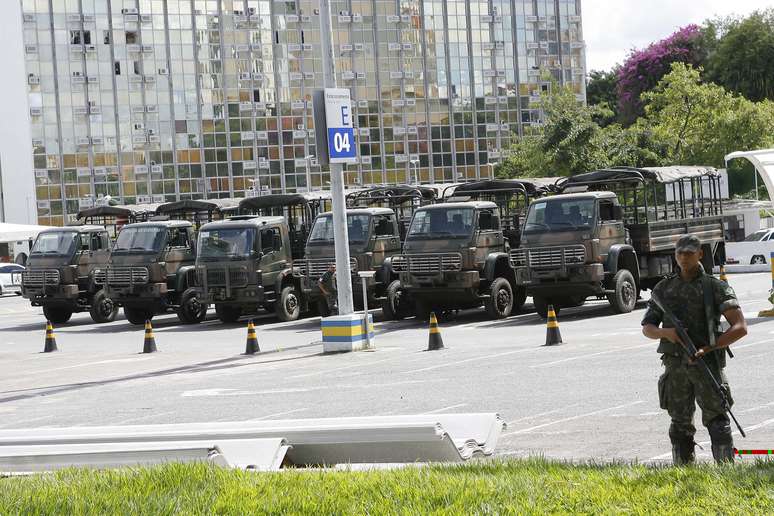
(244, 320, 260, 355)
(43, 320, 58, 353)
(427, 312, 445, 351)
(143, 320, 157, 353)
(544, 305, 563, 346)
(719, 265, 728, 283)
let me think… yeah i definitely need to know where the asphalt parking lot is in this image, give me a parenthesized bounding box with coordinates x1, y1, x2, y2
(1, 273, 773, 463)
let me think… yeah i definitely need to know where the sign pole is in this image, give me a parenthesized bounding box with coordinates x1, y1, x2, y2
(318, 0, 354, 315)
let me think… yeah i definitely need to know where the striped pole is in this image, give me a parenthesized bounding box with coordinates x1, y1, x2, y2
(244, 320, 260, 355)
(43, 320, 58, 353)
(735, 448, 774, 455)
(545, 305, 563, 346)
(143, 320, 157, 353)
(427, 312, 445, 351)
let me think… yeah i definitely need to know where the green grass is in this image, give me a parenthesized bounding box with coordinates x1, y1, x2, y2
(1, 459, 773, 514)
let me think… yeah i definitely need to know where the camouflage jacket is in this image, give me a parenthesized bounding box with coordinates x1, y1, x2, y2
(641, 266, 739, 361)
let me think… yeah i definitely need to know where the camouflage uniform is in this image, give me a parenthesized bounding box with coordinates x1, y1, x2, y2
(318, 269, 337, 314)
(641, 265, 739, 464)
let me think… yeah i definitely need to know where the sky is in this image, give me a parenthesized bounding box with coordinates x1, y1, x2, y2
(583, 0, 772, 72)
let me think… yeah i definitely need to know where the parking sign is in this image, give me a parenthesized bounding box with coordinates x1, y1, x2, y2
(324, 88, 357, 164)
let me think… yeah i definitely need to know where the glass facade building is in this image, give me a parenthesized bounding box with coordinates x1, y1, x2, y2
(20, 0, 585, 225)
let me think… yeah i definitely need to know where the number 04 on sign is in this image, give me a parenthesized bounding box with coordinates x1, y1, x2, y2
(315, 88, 358, 165)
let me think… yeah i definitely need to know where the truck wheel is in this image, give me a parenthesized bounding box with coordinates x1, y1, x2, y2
(607, 269, 637, 314)
(414, 299, 432, 320)
(43, 305, 72, 324)
(316, 298, 331, 318)
(89, 290, 118, 323)
(751, 255, 766, 265)
(532, 297, 560, 319)
(485, 277, 514, 319)
(215, 304, 242, 323)
(124, 306, 154, 325)
(177, 288, 207, 324)
(382, 280, 408, 320)
(276, 285, 301, 322)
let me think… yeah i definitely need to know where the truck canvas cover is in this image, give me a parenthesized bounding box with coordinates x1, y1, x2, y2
(557, 166, 719, 190)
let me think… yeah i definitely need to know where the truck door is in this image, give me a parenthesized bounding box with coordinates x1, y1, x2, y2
(371, 213, 400, 268)
(474, 209, 504, 264)
(91, 232, 111, 266)
(598, 200, 626, 259)
(75, 233, 92, 283)
(259, 226, 286, 291)
(164, 228, 195, 286)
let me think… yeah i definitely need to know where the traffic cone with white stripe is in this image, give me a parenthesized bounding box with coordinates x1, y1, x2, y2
(427, 312, 445, 351)
(544, 305, 563, 346)
(719, 265, 728, 283)
(142, 320, 157, 353)
(244, 320, 260, 355)
(43, 320, 58, 353)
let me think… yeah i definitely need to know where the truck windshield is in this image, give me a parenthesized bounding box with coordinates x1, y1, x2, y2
(407, 207, 474, 238)
(198, 228, 256, 259)
(31, 231, 77, 256)
(309, 214, 371, 244)
(112, 227, 166, 253)
(524, 199, 596, 233)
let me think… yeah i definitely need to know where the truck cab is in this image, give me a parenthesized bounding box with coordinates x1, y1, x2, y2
(104, 220, 204, 325)
(301, 207, 403, 317)
(195, 216, 305, 322)
(394, 201, 519, 319)
(21, 226, 117, 324)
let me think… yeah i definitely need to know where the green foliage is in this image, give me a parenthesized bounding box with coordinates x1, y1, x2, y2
(586, 69, 619, 126)
(1, 460, 773, 514)
(704, 9, 774, 102)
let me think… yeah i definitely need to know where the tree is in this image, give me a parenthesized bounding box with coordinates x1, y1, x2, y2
(639, 62, 774, 194)
(704, 9, 774, 102)
(617, 25, 708, 125)
(586, 69, 619, 126)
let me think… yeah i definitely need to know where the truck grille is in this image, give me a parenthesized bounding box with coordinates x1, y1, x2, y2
(93, 269, 106, 285)
(199, 267, 249, 287)
(393, 253, 462, 274)
(510, 245, 586, 268)
(21, 269, 60, 287)
(301, 258, 358, 278)
(106, 266, 149, 285)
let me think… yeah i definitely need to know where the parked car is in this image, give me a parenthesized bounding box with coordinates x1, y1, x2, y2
(725, 229, 774, 265)
(1, 264, 25, 295)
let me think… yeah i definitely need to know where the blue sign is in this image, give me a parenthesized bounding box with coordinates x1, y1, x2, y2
(324, 88, 358, 164)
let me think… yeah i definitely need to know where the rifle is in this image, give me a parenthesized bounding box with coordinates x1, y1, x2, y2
(650, 292, 746, 438)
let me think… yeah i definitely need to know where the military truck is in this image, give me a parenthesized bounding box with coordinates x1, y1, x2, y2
(194, 216, 306, 323)
(103, 220, 205, 325)
(393, 201, 521, 319)
(300, 207, 408, 318)
(77, 204, 159, 239)
(20, 226, 118, 324)
(511, 166, 726, 317)
(346, 185, 437, 240)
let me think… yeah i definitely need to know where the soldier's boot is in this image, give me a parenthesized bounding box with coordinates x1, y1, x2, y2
(708, 416, 735, 464)
(671, 436, 696, 466)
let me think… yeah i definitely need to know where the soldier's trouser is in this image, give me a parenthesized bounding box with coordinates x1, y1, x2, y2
(659, 354, 734, 461)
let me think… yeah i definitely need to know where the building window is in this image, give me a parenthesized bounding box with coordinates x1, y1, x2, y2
(70, 30, 81, 44)
(103, 31, 110, 44)
(114, 61, 121, 75)
(126, 31, 137, 44)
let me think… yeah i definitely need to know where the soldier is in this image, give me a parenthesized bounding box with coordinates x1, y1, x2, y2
(642, 234, 747, 465)
(318, 263, 337, 315)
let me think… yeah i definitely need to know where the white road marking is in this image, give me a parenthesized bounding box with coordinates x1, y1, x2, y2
(530, 342, 653, 368)
(507, 406, 573, 425)
(402, 348, 535, 374)
(181, 387, 312, 397)
(741, 401, 774, 413)
(0, 414, 58, 428)
(246, 408, 309, 421)
(288, 357, 396, 379)
(502, 400, 646, 437)
(590, 331, 642, 337)
(423, 403, 468, 414)
(14, 357, 155, 376)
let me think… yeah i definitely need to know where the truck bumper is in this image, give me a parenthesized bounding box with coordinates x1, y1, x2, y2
(202, 285, 265, 304)
(516, 264, 605, 297)
(106, 282, 167, 302)
(398, 271, 482, 303)
(22, 285, 80, 305)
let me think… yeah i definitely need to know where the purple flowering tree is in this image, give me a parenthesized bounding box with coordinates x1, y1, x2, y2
(617, 25, 707, 124)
